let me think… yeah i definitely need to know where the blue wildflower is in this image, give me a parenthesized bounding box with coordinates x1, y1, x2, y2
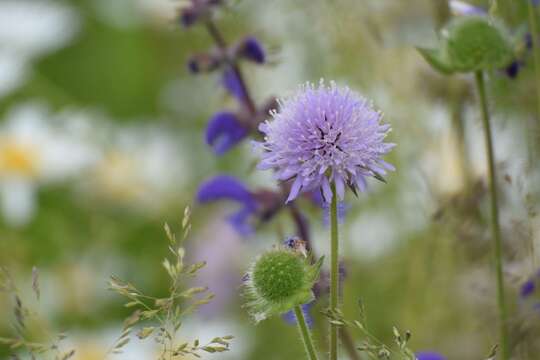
(197, 175, 258, 235)
(415, 351, 447, 360)
(235, 36, 266, 64)
(205, 111, 248, 155)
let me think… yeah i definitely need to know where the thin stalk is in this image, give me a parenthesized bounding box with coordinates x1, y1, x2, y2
(329, 183, 339, 360)
(474, 71, 509, 360)
(294, 305, 319, 360)
(527, 0, 540, 122)
(204, 20, 257, 115)
(527, 0, 540, 270)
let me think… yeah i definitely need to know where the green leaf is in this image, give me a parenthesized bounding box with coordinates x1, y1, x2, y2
(416, 47, 455, 75)
(444, 16, 513, 72)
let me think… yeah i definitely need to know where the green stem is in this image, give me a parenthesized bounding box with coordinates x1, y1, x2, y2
(329, 183, 339, 360)
(474, 71, 509, 360)
(528, 0, 540, 122)
(294, 305, 319, 360)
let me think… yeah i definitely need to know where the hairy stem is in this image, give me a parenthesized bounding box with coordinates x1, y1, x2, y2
(475, 71, 509, 360)
(204, 20, 257, 114)
(294, 305, 319, 360)
(329, 184, 339, 360)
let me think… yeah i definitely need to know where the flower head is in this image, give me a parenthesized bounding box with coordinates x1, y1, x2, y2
(243, 247, 323, 323)
(256, 80, 394, 203)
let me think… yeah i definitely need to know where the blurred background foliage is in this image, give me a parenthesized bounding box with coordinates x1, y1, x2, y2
(1, 0, 540, 359)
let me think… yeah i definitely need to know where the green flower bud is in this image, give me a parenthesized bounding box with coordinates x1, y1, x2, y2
(444, 16, 512, 72)
(243, 248, 323, 323)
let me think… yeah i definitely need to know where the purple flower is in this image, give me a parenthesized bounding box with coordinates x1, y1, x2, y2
(187, 53, 222, 74)
(205, 111, 248, 155)
(521, 279, 535, 297)
(449, 1, 486, 16)
(282, 302, 314, 328)
(178, 0, 224, 28)
(505, 61, 522, 78)
(235, 36, 265, 64)
(256, 80, 395, 203)
(416, 352, 446, 360)
(221, 67, 248, 103)
(196, 175, 258, 235)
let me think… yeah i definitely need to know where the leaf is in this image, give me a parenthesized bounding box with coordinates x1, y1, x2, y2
(416, 47, 455, 75)
(137, 327, 155, 340)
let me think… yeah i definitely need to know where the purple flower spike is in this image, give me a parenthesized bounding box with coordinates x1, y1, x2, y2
(236, 36, 266, 64)
(197, 175, 258, 235)
(416, 352, 447, 360)
(205, 111, 248, 155)
(256, 80, 395, 203)
(222, 67, 248, 103)
(282, 302, 314, 328)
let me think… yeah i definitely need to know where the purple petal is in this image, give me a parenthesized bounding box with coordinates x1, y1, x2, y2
(505, 61, 521, 79)
(237, 36, 265, 64)
(449, 1, 486, 16)
(179, 7, 198, 27)
(282, 302, 314, 328)
(197, 175, 256, 210)
(334, 176, 345, 200)
(286, 177, 303, 203)
(321, 177, 333, 203)
(521, 279, 536, 298)
(205, 112, 248, 155)
(227, 208, 255, 235)
(415, 352, 447, 360)
(222, 67, 248, 103)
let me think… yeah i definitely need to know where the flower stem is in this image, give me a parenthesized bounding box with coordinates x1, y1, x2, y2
(474, 70, 509, 360)
(527, 0, 540, 124)
(329, 183, 339, 360)
(294, 305, 319, 360)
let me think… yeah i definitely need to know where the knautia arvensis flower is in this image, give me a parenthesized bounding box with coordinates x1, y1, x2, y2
(256, 80, 395, 203)
(243, 246, 323, 323)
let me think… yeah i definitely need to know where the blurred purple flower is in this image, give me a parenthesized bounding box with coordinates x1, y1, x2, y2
(521, 279, 535, 297)
(235, 36, 265, 64)
(187, 53, 222, 74)
(282, 302, 314, 328)
(415, 352, 446, 360)
(256, 80, 395, 203)
(505, 61, 522, 79)
(449, 1, 486, 16)
(179, 0, 224, 28)
(520, 269, 540, 298)
(197, 175, 258, 235)
(205, 111, 248, 155)
(222, 67, 248, 103)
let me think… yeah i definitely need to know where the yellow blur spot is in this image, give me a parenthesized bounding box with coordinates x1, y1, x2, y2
(94, 151, 143, 201)
(0, 139, 39, 177)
